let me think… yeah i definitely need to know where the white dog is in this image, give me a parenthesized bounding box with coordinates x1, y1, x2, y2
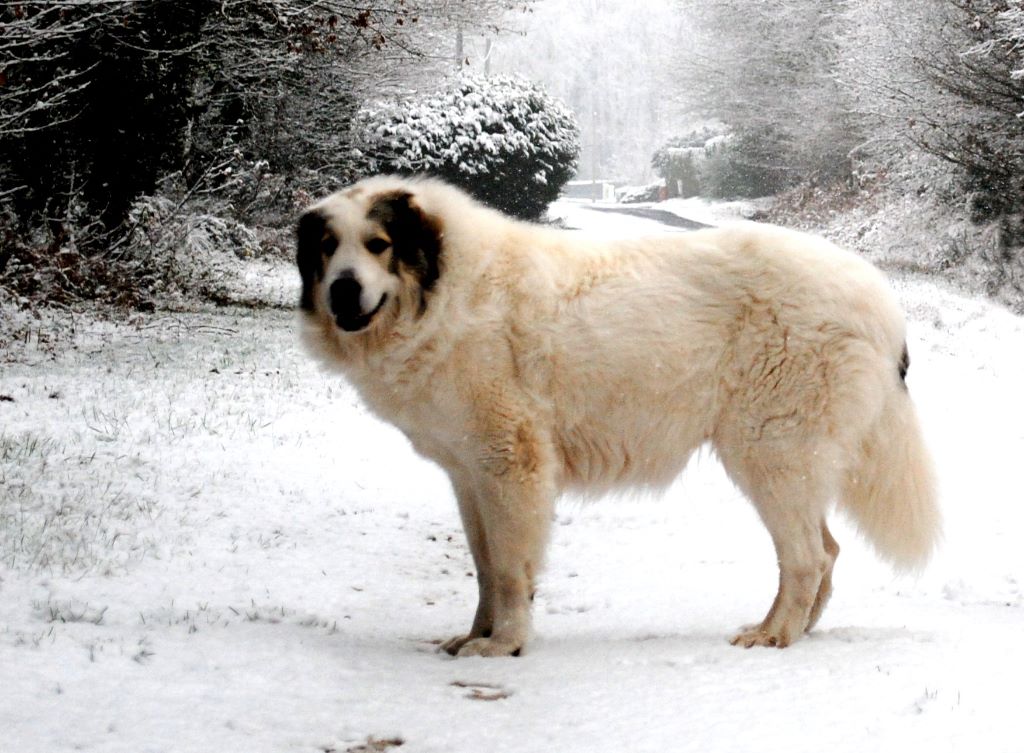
(296, 175, 939, 657)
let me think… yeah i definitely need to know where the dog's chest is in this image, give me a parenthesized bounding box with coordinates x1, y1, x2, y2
(351, 353, 456, 437)
(355, 372, 423, 424)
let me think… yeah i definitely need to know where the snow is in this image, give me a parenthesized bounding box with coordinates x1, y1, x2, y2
(2, 205, 1023, 752)
(551, 199, 694, 237)
(658, 196, 764, 225)
(550, 197, 760, 235)
(358, 75, 578, 185)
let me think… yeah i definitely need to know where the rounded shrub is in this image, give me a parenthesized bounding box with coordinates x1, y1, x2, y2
(355, 75, 581, 220)
(652, 127, 794, 200)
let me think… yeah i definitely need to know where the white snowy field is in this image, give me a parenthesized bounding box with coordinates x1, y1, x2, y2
(1, 205, 1023, 753)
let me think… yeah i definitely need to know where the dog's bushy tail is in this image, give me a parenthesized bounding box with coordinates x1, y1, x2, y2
(839, 386, 940, 571)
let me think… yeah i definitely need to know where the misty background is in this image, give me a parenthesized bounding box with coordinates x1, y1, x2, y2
(1, 0, 1023, 311)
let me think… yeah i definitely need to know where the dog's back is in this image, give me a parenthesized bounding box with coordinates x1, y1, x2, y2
(497, 223, 914, 492)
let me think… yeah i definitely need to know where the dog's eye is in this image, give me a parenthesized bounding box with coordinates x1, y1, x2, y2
(365, 238, 390, 255)
(321, 235, 338, 257)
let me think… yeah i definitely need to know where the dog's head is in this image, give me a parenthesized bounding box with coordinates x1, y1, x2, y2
(296, 181, 443, 336)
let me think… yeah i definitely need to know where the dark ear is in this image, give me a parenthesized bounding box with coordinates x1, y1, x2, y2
(296, 209, 327, 312)
(368, 191, 443, 299)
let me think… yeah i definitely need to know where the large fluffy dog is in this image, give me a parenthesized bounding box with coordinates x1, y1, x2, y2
(296, 175, 939, 657)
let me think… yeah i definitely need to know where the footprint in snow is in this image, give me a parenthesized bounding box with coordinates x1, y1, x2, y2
(450, 680, 513, 701)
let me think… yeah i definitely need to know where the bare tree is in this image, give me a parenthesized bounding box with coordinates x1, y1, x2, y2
(672, 0, 859, 191)
(486, 0, 682, 184)
(0, 1, 533, 242)
(838, 0, 1024, 219)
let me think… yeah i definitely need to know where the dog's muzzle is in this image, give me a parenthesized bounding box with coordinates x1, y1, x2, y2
(329, 271, 387, 332)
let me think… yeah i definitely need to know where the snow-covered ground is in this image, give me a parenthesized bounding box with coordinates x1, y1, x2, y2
(551, 197, 757, 236)
(1, 204, 1023, 753)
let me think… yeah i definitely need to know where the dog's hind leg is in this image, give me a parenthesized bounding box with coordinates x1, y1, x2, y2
(806, 521, 840, 632)
(718, 444, 835, 648)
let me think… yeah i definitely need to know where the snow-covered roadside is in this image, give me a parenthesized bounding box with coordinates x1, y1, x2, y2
(550, 199, 692, 237)
(1, 208, 1023, 753)
(656, 196, 764, 225)
(550, 197, 761, 234)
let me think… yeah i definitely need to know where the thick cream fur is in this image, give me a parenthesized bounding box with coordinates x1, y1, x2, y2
(300, 175, 940, 655)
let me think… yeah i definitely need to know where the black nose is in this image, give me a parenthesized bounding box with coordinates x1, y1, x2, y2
(330, 270, 362, 319)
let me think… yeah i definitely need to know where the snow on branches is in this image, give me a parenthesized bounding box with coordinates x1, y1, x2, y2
(355, 75, 581, 220)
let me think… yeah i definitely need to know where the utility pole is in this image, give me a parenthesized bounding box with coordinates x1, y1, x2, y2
(590, 104, 598, 202)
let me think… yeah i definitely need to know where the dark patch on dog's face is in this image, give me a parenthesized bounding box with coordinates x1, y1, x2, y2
(367, 191, 443, 310)
(296, 209, 335, 312)
(898, 342, 910, 386)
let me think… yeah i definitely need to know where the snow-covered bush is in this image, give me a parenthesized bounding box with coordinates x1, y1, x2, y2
(653, 128, 790, 200)
(699, 132, 796, 199)
(356, 76, 581, 220)
(652, 128, 720, 198)
(117, 196, 262, 303)
(616, 183, 663, 204)
(0, 194, 268, 310)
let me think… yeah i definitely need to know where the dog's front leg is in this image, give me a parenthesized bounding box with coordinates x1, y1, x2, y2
(442, 426, 556, 658)
(440, 478, 495, 656)
(455, 474, 552, 657)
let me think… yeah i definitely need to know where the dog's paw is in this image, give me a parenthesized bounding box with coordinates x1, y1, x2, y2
(453, 637, 523, 658)
(440, 634, 475, 656)
(729, 626, 792, 649)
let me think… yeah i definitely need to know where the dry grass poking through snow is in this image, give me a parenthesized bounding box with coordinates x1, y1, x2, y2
(0, 309, 308, 577)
